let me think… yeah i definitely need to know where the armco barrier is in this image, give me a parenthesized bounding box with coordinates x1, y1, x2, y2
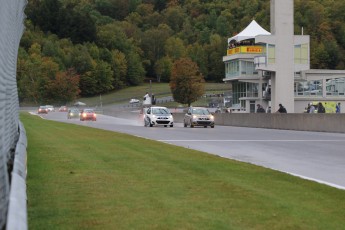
(6, 122, 27, 230)
(172, 113, 345, 133)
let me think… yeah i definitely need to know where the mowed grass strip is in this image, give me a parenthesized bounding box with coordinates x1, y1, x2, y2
(22, 113, 345, 230)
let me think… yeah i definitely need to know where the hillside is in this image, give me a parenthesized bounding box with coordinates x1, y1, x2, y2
(18, 0, 345, 104)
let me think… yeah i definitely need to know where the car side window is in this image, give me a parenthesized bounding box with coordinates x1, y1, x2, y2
(147, 109, 151, 114)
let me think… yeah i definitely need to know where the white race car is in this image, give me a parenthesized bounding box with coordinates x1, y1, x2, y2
(144, 106, 174, 127)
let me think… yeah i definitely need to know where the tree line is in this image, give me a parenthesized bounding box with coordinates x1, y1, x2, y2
(17, 0, 345, 104)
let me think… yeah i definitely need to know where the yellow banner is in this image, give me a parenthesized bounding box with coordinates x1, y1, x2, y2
(311, 101, 337, 113)
(227, 46, 263, 56)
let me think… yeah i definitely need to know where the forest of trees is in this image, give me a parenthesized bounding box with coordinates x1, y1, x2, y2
(17, 0, 345, 104)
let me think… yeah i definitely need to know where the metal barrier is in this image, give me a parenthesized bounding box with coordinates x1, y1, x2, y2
(0, 0, 27, 229)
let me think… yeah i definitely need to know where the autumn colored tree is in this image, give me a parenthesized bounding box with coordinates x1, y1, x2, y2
(170, 58, 205, 106)
(45, 69, 80, 104)
(17, 43, 59, 104)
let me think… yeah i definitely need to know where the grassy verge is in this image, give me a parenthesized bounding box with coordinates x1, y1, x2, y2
(23, 113, 345, 229)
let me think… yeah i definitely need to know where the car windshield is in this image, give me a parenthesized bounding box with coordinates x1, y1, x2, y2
(192, 108, 210, 115)
(152, 108, 170, 115)
(84, 109, 94, 113)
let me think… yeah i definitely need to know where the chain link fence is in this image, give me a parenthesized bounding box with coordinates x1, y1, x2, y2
(0, 0, 27, 229)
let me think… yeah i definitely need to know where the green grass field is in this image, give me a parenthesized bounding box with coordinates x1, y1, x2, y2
(23, 113, 345, 229)
(65, 82, 230, 107)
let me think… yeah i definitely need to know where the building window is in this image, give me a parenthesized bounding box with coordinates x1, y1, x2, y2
(295, 78, 345, 97)
(225, 60, 240, 78)
(232, 82, 259, 105)
(295, 80, 322, 96)
(326, 78, 345, 96)
(268, 44, 275, 64)
(239, 60, 258, 76)
(294, 43, 309, 64)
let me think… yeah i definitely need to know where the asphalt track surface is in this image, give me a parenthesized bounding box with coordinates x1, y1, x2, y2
(34, 110, 345, 190)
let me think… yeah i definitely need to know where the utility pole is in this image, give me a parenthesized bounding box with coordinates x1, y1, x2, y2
(100, 94, 103, 111)
(149, 80, 152, 97)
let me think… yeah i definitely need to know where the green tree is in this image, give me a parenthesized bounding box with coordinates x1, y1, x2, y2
(163, 6, 186, 32)
(187, 43, 208, 78)
(311, 42, 329, 69)
(28, 0, 62, 34)
(164, 37, 186, 60)
(205, 34, 227, 82)
(79, 71, 97, 96)
(127, 51, 145, 85)
(216, 10, 234, 37)
(97, 23, 132, 52)
(70, 44, 94, 74)
(111, 49, 128, 89)
(95, 0, 130, 20)
(140, 24, 172, 75)
(92, 60, 114, 94)
(58, 7, 97, 44)
(170, 58, 205, 106)
(154, 56, 172, 82)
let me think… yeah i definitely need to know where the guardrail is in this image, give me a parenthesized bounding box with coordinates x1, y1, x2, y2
(6, 122, 27, 230)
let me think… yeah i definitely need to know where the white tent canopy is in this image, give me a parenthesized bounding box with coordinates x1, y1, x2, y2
(228, 20, 271, 43)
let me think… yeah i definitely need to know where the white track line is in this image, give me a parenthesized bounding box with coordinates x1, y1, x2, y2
(159, 139, 344, 142)
(285, 172, 345, 190)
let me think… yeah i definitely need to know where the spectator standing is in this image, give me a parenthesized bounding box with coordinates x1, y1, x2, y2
(256, 104, 266, 113)
(143, 92, 149, 101)
(317, 102, 325, 113)
(309, 103, 315, 113)
(336, 102, 341, 113)
(266, 106, 271, 113)
(143, 92, 151, 105)
(276, 104, 287, 113)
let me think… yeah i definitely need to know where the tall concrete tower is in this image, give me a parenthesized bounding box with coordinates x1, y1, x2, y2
(270, 0, 295, 112)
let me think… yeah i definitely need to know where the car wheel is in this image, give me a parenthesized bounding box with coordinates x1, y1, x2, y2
(170, 124, 173, 127)
(204, 126, 207, 128)
(211, 125, 215, 128)
(164, 125, 167, 127)
(149, 119, 153, 127)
